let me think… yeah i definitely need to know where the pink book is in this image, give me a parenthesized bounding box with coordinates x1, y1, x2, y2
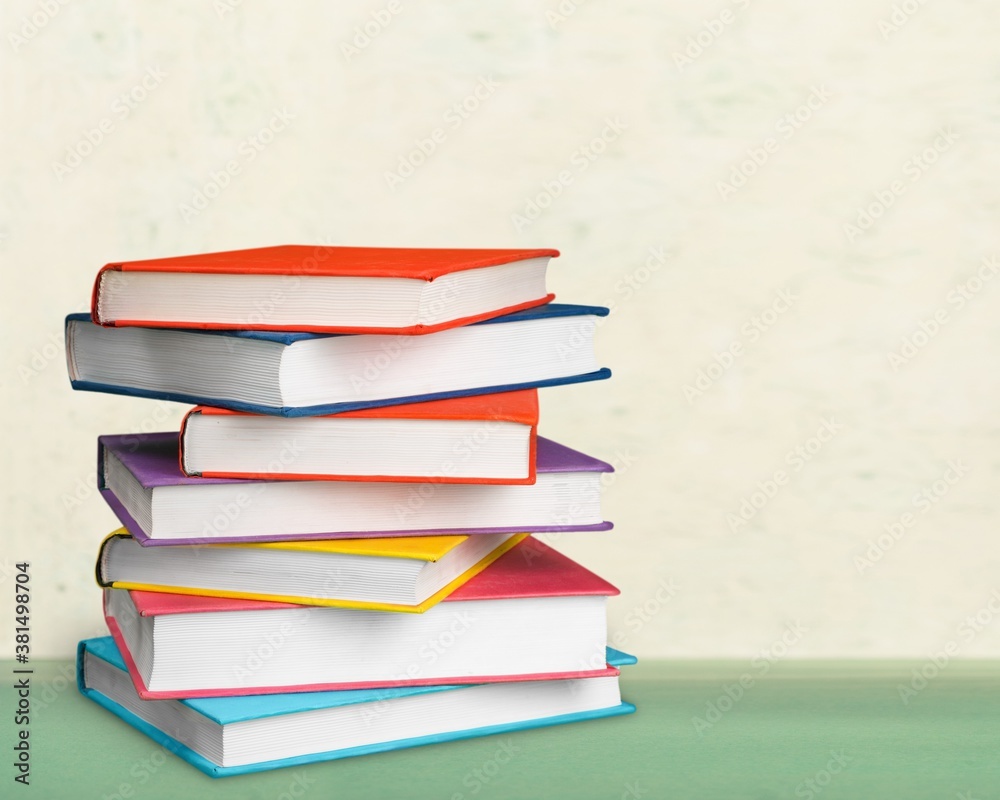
(104, 537, 627, 699)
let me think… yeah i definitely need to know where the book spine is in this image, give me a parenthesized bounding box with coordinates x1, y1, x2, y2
(91, 264, 124, 326)
(94, 533, 130, 588)
(177, 409, 201, 477)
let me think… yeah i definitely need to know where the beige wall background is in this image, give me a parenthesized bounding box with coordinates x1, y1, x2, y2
(2, 0, 999, 659)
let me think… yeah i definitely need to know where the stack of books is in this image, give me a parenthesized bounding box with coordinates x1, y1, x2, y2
(65, 245, 635, 777)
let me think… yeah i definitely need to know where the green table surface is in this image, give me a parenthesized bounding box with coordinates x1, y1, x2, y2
(3, 659, 999, 799)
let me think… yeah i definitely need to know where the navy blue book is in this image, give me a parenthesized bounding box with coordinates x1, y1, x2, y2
(78, 636, 636, 777)
(66, 304, 610, 416)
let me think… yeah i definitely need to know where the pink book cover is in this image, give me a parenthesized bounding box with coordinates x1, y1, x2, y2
(104, 538, 623, 699)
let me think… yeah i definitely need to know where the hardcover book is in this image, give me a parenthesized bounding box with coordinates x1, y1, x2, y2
(78, 636, 636, 777)
(102, 537, 619, 697)
(91, 244, 558, 334)
(66, 303, 610, 416)
(98, 432, 614, 545)
(179, 390, 539, 483)
(95, 528, 525, 612)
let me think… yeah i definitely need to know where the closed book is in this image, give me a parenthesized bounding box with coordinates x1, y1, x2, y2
(179, 390, 538, 484)
(92, 244, 557, 334)
(96, 529, 525, 612)
(66, 303, 610, 417)
(99, 432, 613, 545)
(103, 537, 619, 697)
(78, 636, 636, 777)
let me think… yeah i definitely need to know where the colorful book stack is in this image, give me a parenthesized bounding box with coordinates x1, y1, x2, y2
(65, 245, 635, 777)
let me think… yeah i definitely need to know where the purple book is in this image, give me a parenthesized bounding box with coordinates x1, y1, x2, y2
(98, 433, 614, 545)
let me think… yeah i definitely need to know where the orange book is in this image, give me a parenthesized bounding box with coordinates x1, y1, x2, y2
(91, 244, 558, 334)
(179, 389, 540, 484)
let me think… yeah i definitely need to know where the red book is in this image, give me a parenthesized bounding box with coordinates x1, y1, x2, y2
(179, 390, 539, 484)
(102, 538, 620, 698)
(91, 244, 558, 334)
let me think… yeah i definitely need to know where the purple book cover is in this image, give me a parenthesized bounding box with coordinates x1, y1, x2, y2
(98, 433, 614, 545)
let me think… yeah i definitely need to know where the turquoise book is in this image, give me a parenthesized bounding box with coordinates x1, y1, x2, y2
(78, 637, 636, 778)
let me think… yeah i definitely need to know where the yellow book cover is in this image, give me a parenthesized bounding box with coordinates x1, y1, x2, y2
(228, 534, 471, 561)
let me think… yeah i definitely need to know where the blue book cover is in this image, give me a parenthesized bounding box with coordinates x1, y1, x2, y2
(77, 636, 636, 778)
(66, 303, 611, 416)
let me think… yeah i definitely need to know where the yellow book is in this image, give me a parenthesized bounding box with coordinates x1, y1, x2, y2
(96, 528, 526, 613)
